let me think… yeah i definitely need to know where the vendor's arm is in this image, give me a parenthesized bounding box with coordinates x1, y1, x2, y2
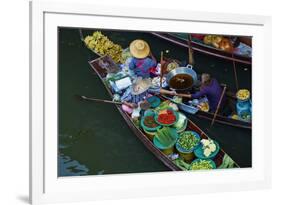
(191, 89, 207, 99)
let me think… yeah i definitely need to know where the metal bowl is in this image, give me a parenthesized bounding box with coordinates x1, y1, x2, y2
(166, 65, 198, 91)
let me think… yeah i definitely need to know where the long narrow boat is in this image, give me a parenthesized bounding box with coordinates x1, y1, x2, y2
(81, 30, 251, 129)
(161, 57, 252, 129)
(88, 55, 239, 171)
(151, 32, 252, 65)
(162, 95, 252, 129)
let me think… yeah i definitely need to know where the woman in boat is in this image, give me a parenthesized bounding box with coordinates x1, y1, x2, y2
(121, 77, 176, 117)
(128, 39, 157, 78)
(185, 73, 226, 112)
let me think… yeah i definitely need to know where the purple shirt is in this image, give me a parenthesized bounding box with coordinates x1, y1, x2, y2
(191, 79, 225, 112)
(129, 57, 157, 78)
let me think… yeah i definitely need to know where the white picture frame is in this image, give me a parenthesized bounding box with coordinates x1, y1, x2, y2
(30, 0, 272, 204)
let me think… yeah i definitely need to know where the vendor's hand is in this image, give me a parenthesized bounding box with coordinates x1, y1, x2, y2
(123, 101, 138, 109)
(170, 90, 177, 96)
(160, 88, 176, 96)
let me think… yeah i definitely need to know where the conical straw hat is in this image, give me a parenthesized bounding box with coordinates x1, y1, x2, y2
(129, 39, 150, 59)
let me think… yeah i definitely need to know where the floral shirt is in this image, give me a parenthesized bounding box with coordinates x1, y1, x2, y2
(128, 57, 157, 78)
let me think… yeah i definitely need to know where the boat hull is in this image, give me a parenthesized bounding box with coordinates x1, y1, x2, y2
(151, 32, 252, 65)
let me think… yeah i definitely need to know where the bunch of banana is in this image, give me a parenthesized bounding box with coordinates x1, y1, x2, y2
(84, 31, 123, 63)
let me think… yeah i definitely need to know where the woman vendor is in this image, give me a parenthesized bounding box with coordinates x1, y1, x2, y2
(185, 73, 225, 112)
(128, 39, 157, 78)
(121, 77, 176, 117)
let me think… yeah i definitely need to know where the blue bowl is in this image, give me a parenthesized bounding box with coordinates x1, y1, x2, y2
(194, 140, 220, 159)
(189, 158, 216, 170)
(175, 131, 201, 153)
(146, 96, 161, 108)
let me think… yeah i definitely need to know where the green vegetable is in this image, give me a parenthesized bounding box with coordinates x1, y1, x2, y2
(173, 113, 187, 129)
(173, 158, 190, 170)
(155, 127, 176, 147)
(190, 159, 213, 170)
(172, 96, 183, 104)
(218, 154, 235, 169)
(178, 132, 199, 150)
(154, 101, 170, 112)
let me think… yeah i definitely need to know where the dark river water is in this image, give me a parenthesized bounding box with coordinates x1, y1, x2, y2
(58, 28, 252, 176)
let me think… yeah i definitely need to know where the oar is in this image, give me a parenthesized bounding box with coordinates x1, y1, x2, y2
(160, 51, 164, 88)
(210, 86, 227, 127)
(76, 95, 137, 108)
(79, 29, 84, 42)
(232, 52, 239, 91)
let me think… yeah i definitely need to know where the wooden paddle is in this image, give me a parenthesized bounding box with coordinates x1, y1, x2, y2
(160, 51, 164, 88)
(232, 52, 239, 91)
(210, 86, 227, 127)
(76, 95, 137, 108)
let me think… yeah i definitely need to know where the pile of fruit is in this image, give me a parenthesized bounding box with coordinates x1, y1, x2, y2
(156, 109, 177, 125)
(84, 31, 123, 63)
(197, 102, 209, 112)
(203, 35, 234, 52)
(236, 89, 250, 101)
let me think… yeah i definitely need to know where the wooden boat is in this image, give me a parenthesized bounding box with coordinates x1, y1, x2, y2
(196, 109, 251, 129)
(80, 30, 251, 129)
(161, 58, 252, 129)
(88, 55, 239, 171)
(151, 32, 252, 65)
(163, 94, 252, 129)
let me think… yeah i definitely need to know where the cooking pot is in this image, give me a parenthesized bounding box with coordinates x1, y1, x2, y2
(166, 64, 198, 91)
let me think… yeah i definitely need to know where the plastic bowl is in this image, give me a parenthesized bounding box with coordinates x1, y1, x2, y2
(175, 131, 201, 162)
(146, 96, 161, 108)
(189, 158, 216, 170)
(194, 140, 220, 159)
(153, 128, 178, 155)
(154, 108, 179, 126)
(172, 113, 188, 133)
(141, 114, 161, 132)
(176, 131, 201, 153)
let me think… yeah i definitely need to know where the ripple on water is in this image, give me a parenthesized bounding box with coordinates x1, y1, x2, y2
(59, 153, 89, 176)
